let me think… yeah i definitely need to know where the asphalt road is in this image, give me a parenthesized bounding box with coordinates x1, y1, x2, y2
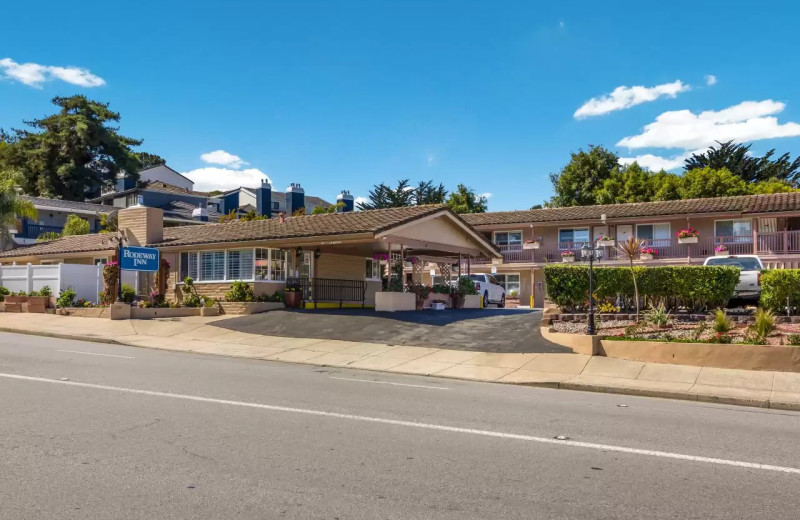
(1, 332, 800, 519)
(215, 308, 569, 353)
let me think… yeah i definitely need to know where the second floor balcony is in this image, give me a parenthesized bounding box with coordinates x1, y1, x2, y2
(478, 230, 800, 265)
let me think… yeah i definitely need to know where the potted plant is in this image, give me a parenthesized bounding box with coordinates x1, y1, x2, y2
(284, 281, 304, 309)
(523, 238, 541, 250)
(26, 286, 51, 313)
(408, 282, 432, 310)
(561, 250, 575, 263)
(715, 244, 729, 256)
(676, 227, 699, 244)
(5, 291, 28, 305)
(597, 235, 615, 247)
(640, 247, 657, 260)
(453, 276, 478, 309)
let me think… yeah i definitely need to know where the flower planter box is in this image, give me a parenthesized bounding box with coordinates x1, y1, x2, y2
(463, 294, 483, 309)
(5, 295, 27, 305)
(597, 239, 615, 247)
(522, 242, 540, 250)
(562, 256, 575, 263)
(375, 292, 416, 312)
(678, 236, 698, 244)
(715, 251, 729, 257)
(26, 296, 49, 313)
(219, 301, 284, 315)
(640, 253, 654, 260)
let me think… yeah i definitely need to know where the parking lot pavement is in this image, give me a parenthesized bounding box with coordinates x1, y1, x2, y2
(213, 308, 572, 353)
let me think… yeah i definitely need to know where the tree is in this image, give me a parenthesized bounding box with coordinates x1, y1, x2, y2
(617, 237, 644, 320)
(358, 179, 447, 210)
(0, 169, 36, 250)
(749, 178, 797, 194)
(62, 214, 90, 236)
(312, 202, 346, 214)
(595, 163, 661, 205)
(679, 167, 751, 199)
(684, 140, 800, 185)
(446, 184, 488, 214)
(2, 95, 156, 201)
(134, 152, 166, 171)
(548, 145, 620, 207)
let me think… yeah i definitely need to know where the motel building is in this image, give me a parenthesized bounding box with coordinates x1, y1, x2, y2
(0, 203, 501, 310)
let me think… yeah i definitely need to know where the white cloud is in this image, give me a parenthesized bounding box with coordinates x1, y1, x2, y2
(0, 57, 105, 88)
(479, 192, 492, 199)
(182, 167, 272, 193)
(705, 74, 717, 86)
(574, 80, 690, 118)
(616, 100, 800, 150)
(618, 151, 695, 171)
(354, 196, 368, 208)
(200, 149, 247, 169)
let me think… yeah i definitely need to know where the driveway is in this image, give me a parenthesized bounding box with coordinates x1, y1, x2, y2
(214, 308, 569, 353)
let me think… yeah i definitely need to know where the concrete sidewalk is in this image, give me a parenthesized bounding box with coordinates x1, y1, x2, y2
(2, 313, 800, 410)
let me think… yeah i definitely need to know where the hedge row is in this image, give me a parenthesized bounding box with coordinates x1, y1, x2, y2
(543, 265, 740, 312)
(760, 269, 800, 313)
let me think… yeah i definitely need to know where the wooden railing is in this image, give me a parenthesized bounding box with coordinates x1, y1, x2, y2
(757, 231, 800, 255)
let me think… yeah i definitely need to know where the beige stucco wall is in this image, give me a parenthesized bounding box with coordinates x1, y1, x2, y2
(316, 253, 366, 280)
(389, 216, 484, 252)
(118, 206, 164, 246)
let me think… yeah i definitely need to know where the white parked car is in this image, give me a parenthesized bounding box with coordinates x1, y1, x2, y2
(702, 255, 764, 301)
(466, 274, 506, 307)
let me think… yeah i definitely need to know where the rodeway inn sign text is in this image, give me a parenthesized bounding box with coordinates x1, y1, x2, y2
(120, 246, 160, 272)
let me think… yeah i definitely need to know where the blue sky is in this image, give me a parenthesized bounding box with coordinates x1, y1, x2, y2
(2, 0, 799, 210)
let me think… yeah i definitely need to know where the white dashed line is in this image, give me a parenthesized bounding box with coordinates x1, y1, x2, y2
(330, 376, 449, 390)
(57, 350, 134, 359)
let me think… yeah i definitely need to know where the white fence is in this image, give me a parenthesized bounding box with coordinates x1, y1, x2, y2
(0, 263, 103, 304)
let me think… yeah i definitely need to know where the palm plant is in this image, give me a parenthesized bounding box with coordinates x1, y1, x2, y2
(0, 170, 36, 251)
(616, 236, 644, 320)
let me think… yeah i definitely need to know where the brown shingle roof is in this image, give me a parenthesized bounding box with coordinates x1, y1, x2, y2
(462, 192, 800, 226)
(0, 234, 116, 258)
(154, 205, 446, 247)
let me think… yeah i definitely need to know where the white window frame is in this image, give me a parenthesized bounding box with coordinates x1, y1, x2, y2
(494, 273, 521, 293)
(492, 230, 523, 247)
(365, 258, 382, 281)
(178, 247, 292, 284)
(715, 218, 753, 238)
(558, 227, 590, 249)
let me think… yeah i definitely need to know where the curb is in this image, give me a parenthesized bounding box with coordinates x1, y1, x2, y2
(3, 326, 798, 412)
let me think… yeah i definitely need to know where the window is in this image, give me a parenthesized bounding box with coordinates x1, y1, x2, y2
(272, 201, 280, 211)
(636, 223, 671, 245)
(366, 258, 382, 280)
(705, 257, 762, 270)
(200, 251, 225, 281)
(716, 219, 752, 238)
(255, 248, 270, 280)
(180, 252, 199, 280)
(494, 274, 521, 293)
(270, 250, 288, 281)
(125, 193, 139, 207)
(468, 274, 486, 282)
(494, 231, 522, 246)
(559, 228, 590, 247)
(227, 249, 254, 280)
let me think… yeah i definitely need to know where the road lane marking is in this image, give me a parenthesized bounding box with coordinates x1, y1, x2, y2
(1, 371, 798, 475)
(57, 350, 134, 359)
(330, 376, 449, 390)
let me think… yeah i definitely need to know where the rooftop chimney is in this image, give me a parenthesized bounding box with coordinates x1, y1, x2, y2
(278, 211, 286, 224)
(286, 183, 305, 215)
(118, 206, 164, 246)
(337, 190, 354, 212)
(192, 206, 209, 222)
(256, 179, 272, 218)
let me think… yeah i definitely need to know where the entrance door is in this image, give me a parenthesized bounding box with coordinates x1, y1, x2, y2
(617, 225, 633, 244)
(298, 251, 314, 278)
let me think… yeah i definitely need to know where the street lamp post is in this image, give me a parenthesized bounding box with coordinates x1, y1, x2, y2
(581, 244, 599, 335)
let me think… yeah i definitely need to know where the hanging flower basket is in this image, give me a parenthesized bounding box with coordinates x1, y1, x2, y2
(676, 228, 699, 244)
(597, 236, 615, 247)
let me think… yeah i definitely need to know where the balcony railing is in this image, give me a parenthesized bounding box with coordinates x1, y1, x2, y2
(19, 222, 63, 240)
(757, 231, 800, 255)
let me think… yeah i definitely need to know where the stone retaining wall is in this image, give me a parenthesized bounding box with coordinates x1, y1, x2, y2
(551, 313, 800, 325)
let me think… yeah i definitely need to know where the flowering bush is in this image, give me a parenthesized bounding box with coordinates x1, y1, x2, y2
(640, 247, 657, 256)
(372, 253, 389, 261)
(676, 228, 699, 239)
(560, 250, 575, 257)
(715, 244, 728, 252)
(101, 261, 120, 305)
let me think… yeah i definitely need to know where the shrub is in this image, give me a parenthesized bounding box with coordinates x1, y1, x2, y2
(751, 308, 776, 341)
(38, 286, 52, 297)
(120, 284, 136, 303)
(786, 333, 800, 346)
(431, 284, 451, 294)
(712, 309, 733, 334)
(456, 276, 478, 297)
(598, 302, 620, 313)
(0, 286, 8, 301)
(225, 281, 254, 302)
(509, 289, 519, 298)
(183, 294, 203, 307)
(759, 269, 800, 313)
(57, 287, 76, 308)
(543, 265, 739, 312)
(690, 321, 709, 342)
(646, 303, 671, 328)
